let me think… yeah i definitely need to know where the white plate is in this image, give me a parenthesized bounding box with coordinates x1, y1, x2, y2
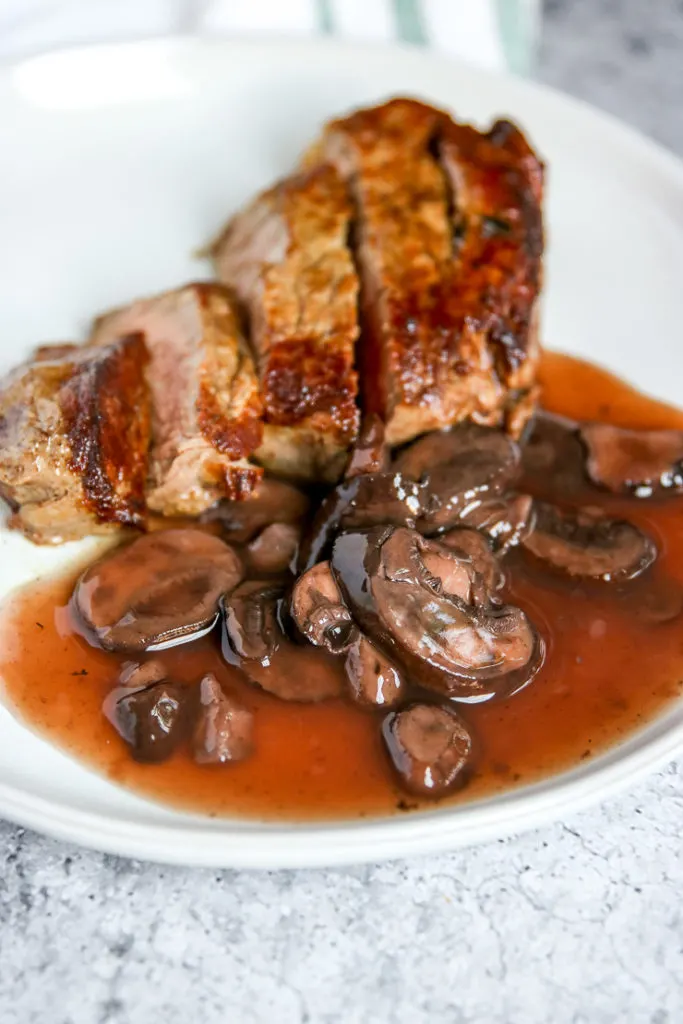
(1, 37, 683, 868)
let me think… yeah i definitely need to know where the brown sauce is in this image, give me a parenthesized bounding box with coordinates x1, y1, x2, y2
(2, 350, 683, 821)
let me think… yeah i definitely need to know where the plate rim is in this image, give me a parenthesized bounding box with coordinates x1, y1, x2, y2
(2, 33, 683, 867)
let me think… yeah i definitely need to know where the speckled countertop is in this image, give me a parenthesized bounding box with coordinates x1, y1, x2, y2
(2, 3, 683, 1022)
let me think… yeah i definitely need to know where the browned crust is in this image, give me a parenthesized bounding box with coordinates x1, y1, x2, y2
(193, 282, 264, 461)
(221, 463, 264, 501)
(60, 333, 151, 527)
(439, 118, 544, 389)
(211, 164, 359, 477)
(314, 98, 544, 445)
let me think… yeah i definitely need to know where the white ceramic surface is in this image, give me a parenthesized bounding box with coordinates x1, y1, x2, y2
(1, 37, 683, 869)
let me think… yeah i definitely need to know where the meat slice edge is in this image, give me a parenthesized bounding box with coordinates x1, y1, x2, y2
(91, 282, 263, 516)
(0, 335, 151, 543)
(309, 97, 544, 446)
(211, 163, 360, 482)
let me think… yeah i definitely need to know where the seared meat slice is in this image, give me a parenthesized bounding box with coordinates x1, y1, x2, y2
(210, 163, 360, 482)
(438, 116, 543, 398)
(91, 283, 263, 515)
(0, 334, 150, 544)
(310, 98, 543, 445)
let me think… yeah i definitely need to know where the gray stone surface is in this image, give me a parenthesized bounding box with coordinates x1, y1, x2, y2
(2, 3, 683, 1022)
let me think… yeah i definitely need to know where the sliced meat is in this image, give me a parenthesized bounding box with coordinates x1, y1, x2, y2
(210, 164, 359, 482)
(290, 561, 357, 653)
(438, 117, 543, 399)
(580, 423, 683, 496)
(0, 334, 150, 544)
(344, 634, 404, 707)
(395, 423, 521, 533)
(73, 529, 243, 651)
(382, 703, 472, 797)
(521, 502, 656, 581)
(345, 414, 390, 480)
(311, 98, 542, 446)
(206, 478, 310, 544)
(222, 581, 344, 702)
(246, 522, 301, 575)
(192, 673, 254, 765)
(332, 527, 543, 701)
(104, 680, 188, 763)
(460, 493, 535, 552)
(91, 282, 263, 515)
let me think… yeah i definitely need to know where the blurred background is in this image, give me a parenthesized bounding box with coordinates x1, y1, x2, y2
(1, 0, 681, 153)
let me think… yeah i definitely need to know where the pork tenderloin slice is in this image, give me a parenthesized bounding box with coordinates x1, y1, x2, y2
(438, 117, 544, 396)
(0, 334, 150, 544)
(310, 98, 543, 445)
(210, 163, 360, 483)
(91, 283, 263, 516)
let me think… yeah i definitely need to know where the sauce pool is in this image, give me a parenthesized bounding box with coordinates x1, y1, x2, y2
(1, 350, 683, 821)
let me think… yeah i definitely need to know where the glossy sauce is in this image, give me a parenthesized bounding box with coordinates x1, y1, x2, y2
(2, 351, 683, 820)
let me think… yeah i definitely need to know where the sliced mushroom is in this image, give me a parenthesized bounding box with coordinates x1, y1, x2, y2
(297, 472, 424, 572)
(344, 634, 404, 707)
(205, 479, 310, 543)
(521, 502, 656, 581)
(73, 530, 243, 652)
(117, 658, 168, 689)
(345, 414, 389, 480)
(580, 423, 683, 496)
(460, 493, 535, 553)
(222, 581, 284, 661)
(246, 522, 301, 575)
(395, 424, 521, 533)
(222, 582, 344, 702)
(437, 529, 505, 594)
(103, 680, 188, 763)
(522, 411, 587, 497)
(290, 561, 357, 653)
(382, 703, 472, 797)
(192, 673, 254, 765)
(332, 527, 543, 701)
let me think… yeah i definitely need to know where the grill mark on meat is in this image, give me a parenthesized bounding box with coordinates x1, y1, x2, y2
(60, 333, 150, 526)
(211, 163, 360, 482)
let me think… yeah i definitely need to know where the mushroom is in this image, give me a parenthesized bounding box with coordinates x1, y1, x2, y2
(460, 493, 535, 553)
(103, 680, 188, 763)
(580, 423, 683, 496)
(117, 659, 168, 689)
(222, 582, 344, 702)
(344, 634, 404, 707)
(344, 414, 390, 480)
(521, 502, 656, 581)
(204, 479, 310, 543)
(73, 530, 244, 652)
(192, 673, 254, 765)
(395, 424, 521, 533)
(331, 527, 543, 701)
(297, 472, 424, 572)
(522, 411, 588, 497)
(382, 703, 472, 797)
(437, 528, 505, 595)
(290, 561, 357, 653)
(246, 522, 301, 575)
(222, 581, 284, 661)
